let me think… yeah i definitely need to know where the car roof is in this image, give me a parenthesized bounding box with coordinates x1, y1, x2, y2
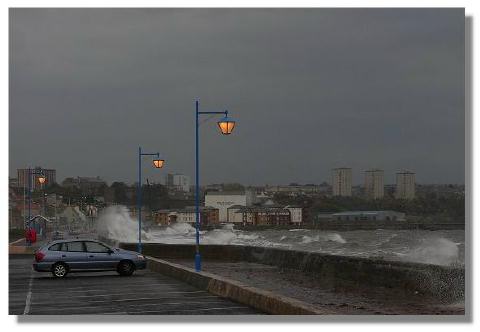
(47, 239, 103, 245)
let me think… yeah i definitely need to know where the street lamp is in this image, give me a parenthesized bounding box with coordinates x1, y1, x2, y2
(137, 147, 164, 253)
(194, 100, 236, 271)
(26, 168, 46, 244)
(37, 175, 47, 218)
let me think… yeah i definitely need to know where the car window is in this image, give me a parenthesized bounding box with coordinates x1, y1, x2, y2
(48, 243, 62, 251)
(85, 242, 111, 253)
(67, 241, 85, 252)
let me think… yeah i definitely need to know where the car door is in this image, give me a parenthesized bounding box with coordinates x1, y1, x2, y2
(84, 241, 118, 270)
(63, 241, 88, 270)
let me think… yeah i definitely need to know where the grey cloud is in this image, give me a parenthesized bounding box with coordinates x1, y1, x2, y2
(9, 8, 465, 185)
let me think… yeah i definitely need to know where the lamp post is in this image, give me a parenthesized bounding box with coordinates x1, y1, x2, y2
(137, 147, 164, 253)
(27, 167, 46, 244)
(195, 100, 236, 271)
(39, 178, 47, 218)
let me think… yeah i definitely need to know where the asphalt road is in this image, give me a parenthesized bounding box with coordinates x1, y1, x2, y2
(9, 257, 261, 315)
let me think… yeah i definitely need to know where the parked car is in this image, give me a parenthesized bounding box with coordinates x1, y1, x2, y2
(33, 239, 146, 278)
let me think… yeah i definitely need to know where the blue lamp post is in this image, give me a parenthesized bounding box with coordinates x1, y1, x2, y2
(195, 100, 236, 271)
(137, 147, 164, 253)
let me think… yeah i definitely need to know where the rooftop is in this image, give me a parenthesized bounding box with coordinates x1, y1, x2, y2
(205, 191, 246, 196)
(397, 170, 415, 175)
(234, 206, 290, 213)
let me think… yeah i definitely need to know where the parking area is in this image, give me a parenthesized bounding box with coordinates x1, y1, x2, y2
(9, 257, 262, 315)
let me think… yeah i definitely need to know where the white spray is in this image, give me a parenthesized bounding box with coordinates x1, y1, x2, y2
(401, 237, 459, 266)
(96, 205, 149, 242)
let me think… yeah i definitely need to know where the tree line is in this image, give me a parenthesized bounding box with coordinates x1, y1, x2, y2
(272, 192, 465, 222)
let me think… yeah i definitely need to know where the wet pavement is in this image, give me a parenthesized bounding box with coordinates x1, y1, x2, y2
(9, 257, 262, 315)
(172, 260, 465, 315)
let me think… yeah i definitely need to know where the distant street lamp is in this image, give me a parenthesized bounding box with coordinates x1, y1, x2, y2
(194, 100, 236, 271)
(137, 147, 164, 253)
(38, 175, 47, 218)
(26, 168, 46, 244)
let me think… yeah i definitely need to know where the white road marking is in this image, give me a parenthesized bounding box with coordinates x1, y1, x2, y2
(60, 290, 206, 298)
(23, 272, 33, 315)
(135, 306, 251, 314)
(27, 300, 232, 312)
(28, 283, 184, 292)
(29, 284, 189, 293)
(30, 295, 218, 306)
(9, 238, 25, 245)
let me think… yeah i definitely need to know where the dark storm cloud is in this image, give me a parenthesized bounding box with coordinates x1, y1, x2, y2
(9, 8, 465, 185)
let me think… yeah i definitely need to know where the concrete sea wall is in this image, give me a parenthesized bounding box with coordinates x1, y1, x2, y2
(119, 243, 464, 302)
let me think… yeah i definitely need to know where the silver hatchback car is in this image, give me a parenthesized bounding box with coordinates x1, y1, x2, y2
(33, 239, 147, 278)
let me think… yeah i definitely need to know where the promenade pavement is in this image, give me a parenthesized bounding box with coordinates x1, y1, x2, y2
(9, 257, 262, 315)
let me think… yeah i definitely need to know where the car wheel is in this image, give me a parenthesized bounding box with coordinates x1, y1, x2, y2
(117, 260, 134, 276)
(52, 262, 68, 278)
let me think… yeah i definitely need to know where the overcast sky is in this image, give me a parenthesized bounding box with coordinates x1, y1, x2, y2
(9, 8, 465, 185)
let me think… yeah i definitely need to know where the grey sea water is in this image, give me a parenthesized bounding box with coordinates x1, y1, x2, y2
(97, 205, 465, 267)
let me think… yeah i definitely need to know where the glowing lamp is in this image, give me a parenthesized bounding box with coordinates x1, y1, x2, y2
(217, 115, 236, 135)
(37, 176, 46, 184)
(153, 159, 164, 168)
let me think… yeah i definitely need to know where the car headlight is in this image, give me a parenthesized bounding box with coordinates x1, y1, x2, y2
(137, 254, 145, 260)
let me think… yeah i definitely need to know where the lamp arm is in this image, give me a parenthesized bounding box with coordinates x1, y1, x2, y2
(198, 110, 229, 126)
(198, 111, 226, 115)
(140, 153, 160, 156)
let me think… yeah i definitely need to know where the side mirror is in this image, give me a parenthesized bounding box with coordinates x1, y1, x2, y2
(108, 249, 114, 254)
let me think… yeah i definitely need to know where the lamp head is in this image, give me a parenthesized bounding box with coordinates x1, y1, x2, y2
(217, 113, 236, 135)
(37, 176, 46, 184)
(153, 159, 165, 168)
